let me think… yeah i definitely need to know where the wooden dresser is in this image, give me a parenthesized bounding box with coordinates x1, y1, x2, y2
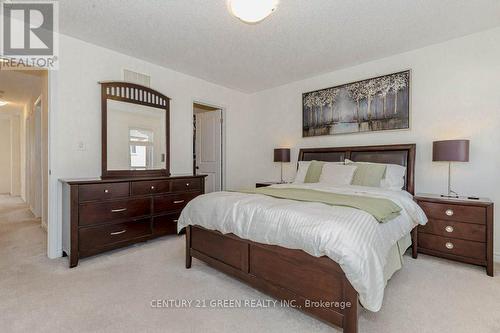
(61, 175, 206, 267)
(414, 194, 494, 276)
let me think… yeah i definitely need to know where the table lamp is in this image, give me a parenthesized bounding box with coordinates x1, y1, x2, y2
(432, 140, 469, 198)
(274, 148, 290, 183)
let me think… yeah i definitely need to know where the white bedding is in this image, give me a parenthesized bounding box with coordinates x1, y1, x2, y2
(177, 183, 427, 312)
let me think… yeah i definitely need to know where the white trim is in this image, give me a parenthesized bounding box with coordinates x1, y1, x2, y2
(47, 70, 60, 259)
(494, 252, 500, 264)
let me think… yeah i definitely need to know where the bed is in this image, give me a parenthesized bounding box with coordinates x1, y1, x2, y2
(179, 144, 425, 333)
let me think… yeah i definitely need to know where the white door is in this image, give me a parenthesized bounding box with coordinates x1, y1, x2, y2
(195, 110, 222, 193)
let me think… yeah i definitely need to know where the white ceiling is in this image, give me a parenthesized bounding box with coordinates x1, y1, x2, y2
(59, 0, 500, 92)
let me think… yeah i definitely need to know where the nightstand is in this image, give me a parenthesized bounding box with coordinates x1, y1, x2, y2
(256, 181, 283, 188)
(414, 194, 494, 276)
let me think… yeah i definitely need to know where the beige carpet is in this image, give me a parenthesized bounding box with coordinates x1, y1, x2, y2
(1, 195, 499, 333)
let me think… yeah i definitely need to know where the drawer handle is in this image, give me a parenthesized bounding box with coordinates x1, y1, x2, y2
(445, 242, 454, 250)
(104, 189, 109, 193)
(173, 200, 185, 204)
(445, 209, 454, 216)
(186, 183, 190, 187)
(445, 226, 454, 233)
(110, 230, 127, 236)
(111, 208, 127, 213)
(151, 186, 155, 190)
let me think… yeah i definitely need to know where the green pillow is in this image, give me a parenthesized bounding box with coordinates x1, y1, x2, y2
(304, 160, 325, 183)
(347, 161, 386, 187)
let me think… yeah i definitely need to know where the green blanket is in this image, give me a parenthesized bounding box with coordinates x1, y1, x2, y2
(242, 187, 401, 223)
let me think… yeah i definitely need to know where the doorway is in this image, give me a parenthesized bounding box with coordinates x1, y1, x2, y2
(0, 69, 49, 234)
(193, 103, 223, 193)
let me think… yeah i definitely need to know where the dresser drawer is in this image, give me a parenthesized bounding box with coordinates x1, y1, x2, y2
(418, 233, 485, 260)
(154, 192, 200, 213)
(79, 218, 151, 252)
(79, 182, 129, 202)
(172, 178, 201, 192)
(131, 180, 171, 196)
(79, 198, 151, 226)
(419, 219, 486, 242)
(152, 213, 180, 236)
(418, 201, 485, 224)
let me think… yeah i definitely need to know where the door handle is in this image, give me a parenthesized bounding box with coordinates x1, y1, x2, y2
(111, 208, 127, 213)
(110, 230, 126, 236)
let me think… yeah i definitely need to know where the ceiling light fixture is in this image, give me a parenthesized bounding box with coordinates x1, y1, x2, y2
(0, 100, 8, 107)
(227, 0, 279, 24)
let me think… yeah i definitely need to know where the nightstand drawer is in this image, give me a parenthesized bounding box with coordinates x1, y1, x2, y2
(418, 233, 485, 260)
(419, 219, 486, 242)
(419, 201, 485, 224)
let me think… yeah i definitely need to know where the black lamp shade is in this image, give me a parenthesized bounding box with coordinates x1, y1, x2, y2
(274, 148, 290, 162)
(433, 140, 469, 162)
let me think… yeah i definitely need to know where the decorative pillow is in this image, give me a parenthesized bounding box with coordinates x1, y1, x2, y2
(304, 160, 325, 183)
(319, 164, 357, 186)
(293, 161, 311, 183)
(345, 159, 387, 187)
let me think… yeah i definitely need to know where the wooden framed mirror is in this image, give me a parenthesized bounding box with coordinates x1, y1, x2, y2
(100, 81, 170, 178)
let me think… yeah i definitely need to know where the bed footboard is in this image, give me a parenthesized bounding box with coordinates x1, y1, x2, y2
(185, 225, 358, 333)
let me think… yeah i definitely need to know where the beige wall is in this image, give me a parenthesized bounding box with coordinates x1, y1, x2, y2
(48, 34, 250, 258)
(246, 27, 500, 259)
(0, 118, 12, 193)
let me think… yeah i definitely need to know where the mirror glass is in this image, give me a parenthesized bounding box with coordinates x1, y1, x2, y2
(107, 99, 166, 171)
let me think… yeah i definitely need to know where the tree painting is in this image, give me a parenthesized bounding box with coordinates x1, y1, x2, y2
(323, 88, 339, 123)
(302, 71, 410, 137)
(303, 92, 315, 128)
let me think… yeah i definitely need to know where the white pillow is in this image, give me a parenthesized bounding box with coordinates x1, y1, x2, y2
(293, 161, 311, 183)
(319, 164, 357, 186)
(293, 161, 344, 183)
(380, 164, 406, 190)
(345, 159, 406, 190)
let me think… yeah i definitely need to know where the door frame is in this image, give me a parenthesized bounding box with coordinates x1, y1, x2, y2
(30, 96, 44, 219)
(192, 100, 225, 191)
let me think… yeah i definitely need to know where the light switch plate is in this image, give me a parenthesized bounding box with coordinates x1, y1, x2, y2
(77, 141, 86, 151)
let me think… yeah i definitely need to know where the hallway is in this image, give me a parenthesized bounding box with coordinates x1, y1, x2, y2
(0, 195, 44, 268)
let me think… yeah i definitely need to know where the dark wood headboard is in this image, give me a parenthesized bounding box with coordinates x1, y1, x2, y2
(298, 144, 416, 194)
